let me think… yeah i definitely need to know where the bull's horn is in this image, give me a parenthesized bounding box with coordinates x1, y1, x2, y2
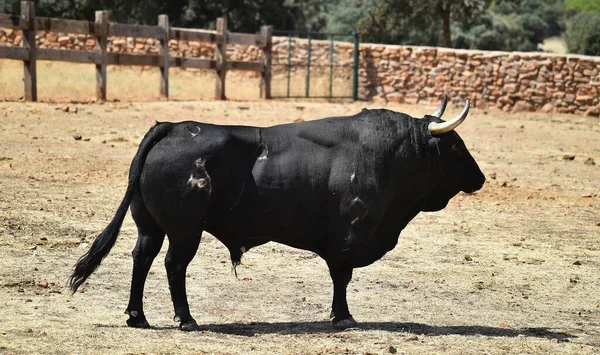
(428, 99, 470, 136)
(432, 95, 448, 118)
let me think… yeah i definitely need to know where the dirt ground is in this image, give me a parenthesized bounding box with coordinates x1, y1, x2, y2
(0, 99, 599, 354)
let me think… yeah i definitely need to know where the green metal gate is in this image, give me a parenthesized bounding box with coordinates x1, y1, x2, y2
(271, 30, 359, 100)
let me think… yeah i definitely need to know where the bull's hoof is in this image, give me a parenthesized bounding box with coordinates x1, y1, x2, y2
(126, 315, 150, 328)
(179, 319, 199, 331)
(332, 316, 358, 330)
(175, 316, 199, 331)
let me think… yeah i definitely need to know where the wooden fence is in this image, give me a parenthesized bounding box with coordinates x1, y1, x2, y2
(0, 1, 273, 101)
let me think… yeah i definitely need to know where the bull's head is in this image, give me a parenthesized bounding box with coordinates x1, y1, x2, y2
(418, 97, 486, 211)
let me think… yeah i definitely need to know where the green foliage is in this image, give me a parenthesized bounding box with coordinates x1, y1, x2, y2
(566, 11, 600, 55)
(0, 0, 587, 54)
(354, 0, 497, 46)
(325, 0, 377, 35)
(564, 0, 600, 12)
(1, 0, 303, 33)
(453, 0, 565, 51)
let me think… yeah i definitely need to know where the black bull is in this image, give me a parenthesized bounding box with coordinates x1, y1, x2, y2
(70, 98, 485, 330)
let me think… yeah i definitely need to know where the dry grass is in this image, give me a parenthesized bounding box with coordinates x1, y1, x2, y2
(0, 60, 354, 102)
(0, 73, 599, 354)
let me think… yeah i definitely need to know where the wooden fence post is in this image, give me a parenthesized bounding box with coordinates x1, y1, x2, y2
(158, 14, 169, 99)
(95, 11, 108, 101)
(21, 1, 36, 102)
(215, 17, 227, 100)
(260, 25, 273, 100)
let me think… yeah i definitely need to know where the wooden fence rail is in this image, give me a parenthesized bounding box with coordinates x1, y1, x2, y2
(0, 1, 273, 101)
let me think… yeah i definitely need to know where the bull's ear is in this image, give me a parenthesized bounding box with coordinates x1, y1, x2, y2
(427, 137, 441, 155)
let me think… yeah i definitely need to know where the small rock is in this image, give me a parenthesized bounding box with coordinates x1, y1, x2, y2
(551, 338, 559, 344)
(573, 261, 582, 265)
(61, 105, 69, 112)
(68, 106, 78, 114)
(464, 255, 473, 261)
(562, 155, 575, 161)
(383, 345, 398, 353)
(404, 335, 419, 342)
(539, 103, 554, 113)
(582, 192, 593, 198)
(242, 276, 252, 281)
(25, 299, 32, 302)
(73, 134, 82, 141)
(511, 101, 534, 113)
(38, 280, 49, 288)
(584, 158, 595, 166)
(584, 106, 599, 117)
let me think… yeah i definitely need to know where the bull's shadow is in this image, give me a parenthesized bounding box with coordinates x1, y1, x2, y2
(184, 321, 574, 341)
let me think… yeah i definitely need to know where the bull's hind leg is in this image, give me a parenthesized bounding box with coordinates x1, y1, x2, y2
(126, 198, 165, 328)
(165, 232, 201, 331)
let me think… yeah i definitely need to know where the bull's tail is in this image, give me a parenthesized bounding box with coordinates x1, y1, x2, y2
(68, 122, 171, 293)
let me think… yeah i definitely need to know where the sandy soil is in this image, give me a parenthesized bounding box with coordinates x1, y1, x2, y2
(0, 99, 599, 354)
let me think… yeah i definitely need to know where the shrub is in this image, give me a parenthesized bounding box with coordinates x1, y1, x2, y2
(566, 12, 600, 55)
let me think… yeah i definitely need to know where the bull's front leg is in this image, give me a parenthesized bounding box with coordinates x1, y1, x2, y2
(328, 264, 358, 329)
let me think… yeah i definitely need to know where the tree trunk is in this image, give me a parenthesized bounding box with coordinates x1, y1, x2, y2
(442, 10, 451, 47)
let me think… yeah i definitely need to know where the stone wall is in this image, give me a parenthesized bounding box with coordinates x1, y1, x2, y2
(1, 28, 598, 115)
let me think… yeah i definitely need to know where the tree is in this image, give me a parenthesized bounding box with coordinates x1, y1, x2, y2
(358, 0, 504, 47)
(566, 11, 600, 55)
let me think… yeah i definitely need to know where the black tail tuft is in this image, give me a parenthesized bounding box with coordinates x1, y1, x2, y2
(69, 122, 171, 293)
(68, 200, 130, 293)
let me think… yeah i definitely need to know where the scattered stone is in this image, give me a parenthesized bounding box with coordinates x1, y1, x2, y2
(404, 335, 419, 342)
(573, 261, 582, 266)
(383, 345, 398, 353)
(551, 338, 559, 344)
(61, 105, 69, 112)
(242, 276, 252, 281)
(562, 155, 575, 161)
(511, 101, 534, 113)
(539, 103, 554, 113)
(582, 192, 593, 198)
(584, 158, 595, 166)
(584, 106, 599, 117)
(464, 255, 473, 261)
(73, 134, 82, 141)
(68, 106, 78, 114)
(37, 280, 49, 288)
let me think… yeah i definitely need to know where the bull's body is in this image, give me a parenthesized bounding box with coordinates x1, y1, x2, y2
(71, 101, 485, 330)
